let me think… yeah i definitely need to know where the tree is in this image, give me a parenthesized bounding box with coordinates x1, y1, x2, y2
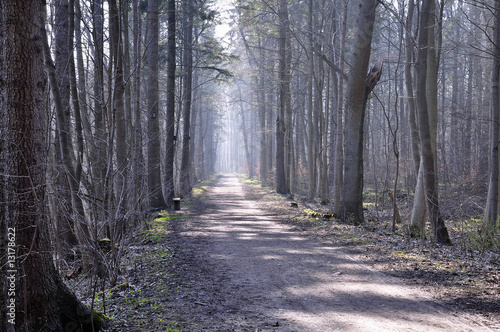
(276, 0, 292, 194)
(341, 0, 380, 224)
(407, 0, 427, 238)
(180, 0, 195, 197)
(332, 0, 347, 216)
(147, 0, 167, 210)
(109, 0, 128, 230)
(307, 0, 315, 200)
(165, 0, 177, 206)
(0, 1, 103, 330)
(484, 0, 500, 231)
(414, 0, 451, 244)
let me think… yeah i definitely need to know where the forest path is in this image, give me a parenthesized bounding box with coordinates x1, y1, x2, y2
(168, 174, 496, 331)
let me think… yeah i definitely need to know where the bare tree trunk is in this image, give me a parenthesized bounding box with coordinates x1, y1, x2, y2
(342, 0, 379, 225)
(307, 0, 315, 200)
(258, 59, 268, 184)
(484, 0, 500, 230)
(131, 0, 145, 223)
(180, 0, 194, 196)
(415, 0, 451, 244)
(276, 0, 291, 195)
(406, 0, 426, 237)
(147, 0, 166, 210)
(0, 2, 102, 329)
(109, 0, 127, 236)
(333, 0, 347, 216)
(164, 0, 176, 206)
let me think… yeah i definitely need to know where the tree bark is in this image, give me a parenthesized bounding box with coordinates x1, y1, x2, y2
(0, 1, 103, 330)
(415, 0, 451, 244)
(109, 0, 127, 234)
(131, 0, 146, 224)
(307, 0, 315, 200)
(164, 0, 176, 206)
(484, 0, 500, 230)
(341, 0, 379, 224)
(276, 0, 291, 194)
(180, 0, 194, 196)
(332, 0, 347, 216)
(147, 0, 167, 210)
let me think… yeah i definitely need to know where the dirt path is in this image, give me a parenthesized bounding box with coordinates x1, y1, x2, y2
(165, 175, 498, 331)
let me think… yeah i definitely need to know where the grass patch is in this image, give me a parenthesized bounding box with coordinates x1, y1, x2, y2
(363, 191, 377, 201)
(363, 202, 377, 209)
(303, 208, 319, 218)
(142, 211, 188, 242)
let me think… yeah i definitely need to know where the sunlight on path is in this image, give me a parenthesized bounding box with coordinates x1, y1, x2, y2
(194, 175, 496, 332)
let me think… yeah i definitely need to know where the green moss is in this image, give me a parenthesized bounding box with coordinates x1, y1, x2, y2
(303, 209, 319, 218)
(91, 309, 117, 325)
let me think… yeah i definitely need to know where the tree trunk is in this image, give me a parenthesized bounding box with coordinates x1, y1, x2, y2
(406, 0, 427, 237)
(307, 0, 315, 200)
(164, 0, 176, 206)
(276, 0, 291, 195)
(484, 0, 500, 230)
(147, 0, 167, 210)
(333, 0, 347, 215)
(342, 0, 379, 225)
(259, 61, 268, 184)
(109, 0, 127, 235)
(415, 0, 451, 244)
(131, 0, 145, 224)
(0, 2, 103, 330)
(180, 0, 194, 196)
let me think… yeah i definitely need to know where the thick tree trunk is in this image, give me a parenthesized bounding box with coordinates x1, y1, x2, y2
(415, 0, 451, 244)
(405, 0, 427, 237)
(0, 2, 103, 330)
(341, 0, 378, 225)
(147, 0, 167, 210)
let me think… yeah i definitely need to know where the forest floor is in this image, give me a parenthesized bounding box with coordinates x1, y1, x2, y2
(71, 174, 500, 331)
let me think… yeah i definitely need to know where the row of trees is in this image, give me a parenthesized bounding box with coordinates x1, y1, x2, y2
(39, 0, 231, 262)
(230, 0, 500, 244)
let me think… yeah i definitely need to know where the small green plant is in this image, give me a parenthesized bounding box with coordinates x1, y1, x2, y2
(165, 328, 181, 332)
(151, 301, 164, 311)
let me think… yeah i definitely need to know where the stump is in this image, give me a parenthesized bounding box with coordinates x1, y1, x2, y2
(173, 198, 181, 211)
